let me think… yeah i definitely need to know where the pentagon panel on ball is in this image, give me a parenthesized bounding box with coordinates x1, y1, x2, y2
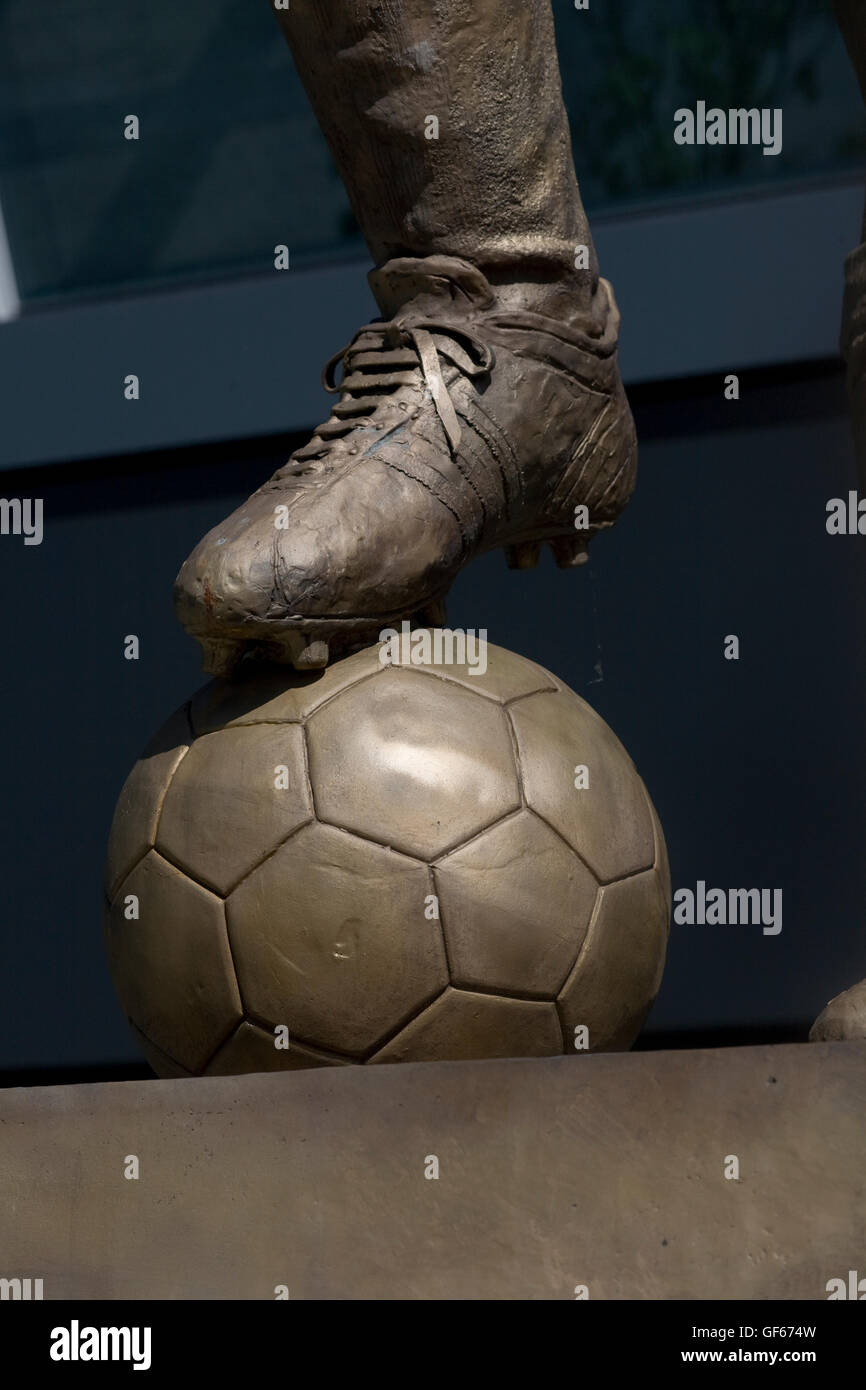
(103, 638, 671, 1076)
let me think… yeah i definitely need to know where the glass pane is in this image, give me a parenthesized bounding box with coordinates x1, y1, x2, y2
(0, 0, 863, 305)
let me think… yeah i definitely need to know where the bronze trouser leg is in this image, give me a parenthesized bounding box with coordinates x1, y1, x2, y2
(275, 0, 596, 313)
(834, 0, 866, 488)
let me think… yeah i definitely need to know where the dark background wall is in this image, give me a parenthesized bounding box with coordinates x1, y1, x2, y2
(1, 360, 864, 1076)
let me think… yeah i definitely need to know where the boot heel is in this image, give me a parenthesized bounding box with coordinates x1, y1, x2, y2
(549, 534, 590, 568)
(504, 541, 541, 569)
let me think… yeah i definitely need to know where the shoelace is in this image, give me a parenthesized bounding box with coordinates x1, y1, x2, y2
(292, 318, 495, 461)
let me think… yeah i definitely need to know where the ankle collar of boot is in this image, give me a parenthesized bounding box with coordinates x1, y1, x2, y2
(369, 255, 496, 318)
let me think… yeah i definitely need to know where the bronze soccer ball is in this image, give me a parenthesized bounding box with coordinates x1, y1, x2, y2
(103, 640, 670, 1076)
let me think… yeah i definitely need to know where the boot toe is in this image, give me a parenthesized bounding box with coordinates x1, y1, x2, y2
(175, 453, 465, 643)
(173, 509, 287, 635)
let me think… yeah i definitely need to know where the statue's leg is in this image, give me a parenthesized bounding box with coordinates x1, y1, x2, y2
(274, 0, 596, 315)
(174, 0, 636, 675)
(810, 1, 866, 1042)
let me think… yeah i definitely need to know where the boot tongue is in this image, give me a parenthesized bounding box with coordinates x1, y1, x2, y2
(368, 255, 495, 319)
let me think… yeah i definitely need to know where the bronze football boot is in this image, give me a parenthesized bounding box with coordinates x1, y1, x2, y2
(175, 256, 635, 673)
(174, 0, 637, 673)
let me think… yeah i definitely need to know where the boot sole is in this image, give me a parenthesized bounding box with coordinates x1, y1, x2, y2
(188, 529, 604, 677)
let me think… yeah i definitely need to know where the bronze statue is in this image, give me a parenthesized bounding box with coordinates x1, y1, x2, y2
(104, 1, 672, 1077)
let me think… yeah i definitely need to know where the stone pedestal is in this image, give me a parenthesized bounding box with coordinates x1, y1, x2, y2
(1, 1042, 862, 1299)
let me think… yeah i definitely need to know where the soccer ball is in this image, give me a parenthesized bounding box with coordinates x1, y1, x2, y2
(103, 640, 670, 1076)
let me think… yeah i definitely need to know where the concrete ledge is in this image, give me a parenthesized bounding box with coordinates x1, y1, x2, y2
(0, 1042, 863, 1300)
